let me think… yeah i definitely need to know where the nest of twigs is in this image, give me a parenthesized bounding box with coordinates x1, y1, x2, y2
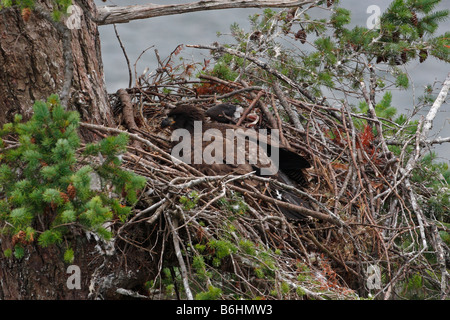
(91, 45, 449, 300)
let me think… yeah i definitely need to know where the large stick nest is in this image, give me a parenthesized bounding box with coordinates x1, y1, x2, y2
(97, 45, 448, 300)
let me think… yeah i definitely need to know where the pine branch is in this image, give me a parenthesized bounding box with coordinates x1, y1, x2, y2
(187, 43, 318, 104)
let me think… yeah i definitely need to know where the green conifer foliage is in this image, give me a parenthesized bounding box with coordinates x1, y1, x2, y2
(374, 0, 449, 64)
(0, 95, 146, 259)
(212, 1, 448, 101)
(0, 0, 72, 21)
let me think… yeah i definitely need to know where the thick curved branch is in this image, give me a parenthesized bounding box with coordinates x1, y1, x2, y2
(96, 0, 313, 25)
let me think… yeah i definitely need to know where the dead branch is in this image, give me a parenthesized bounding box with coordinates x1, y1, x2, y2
(117, 88, 139, 137)
(113, 25, 133, 88)
(236, 90, 265, 126)
(96, 0, 314, 25)
(165, 211, 194, 300)
(272, 81, 305, 131)
(421, 72, 450, 141)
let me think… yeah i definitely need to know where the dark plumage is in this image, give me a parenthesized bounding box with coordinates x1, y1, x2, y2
(161, 104, 311, 220)
(205, 103, 243, 123)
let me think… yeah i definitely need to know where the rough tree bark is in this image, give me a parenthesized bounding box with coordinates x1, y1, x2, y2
(0, 0, 120, 300)
(0, 0, 112, 127)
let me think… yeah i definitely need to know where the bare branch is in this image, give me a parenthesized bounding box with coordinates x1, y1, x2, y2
(96, 0, 313, 25)
(420, 72, 450, 142)
(272, 81, 305, 131)
(386, 136, 450, 146)
(165, 211, 194, 300)
(113, 25, 133, 88)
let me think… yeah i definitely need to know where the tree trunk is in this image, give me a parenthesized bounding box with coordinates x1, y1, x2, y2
(0, 0, 113, 127)
(0, 0, 117, 300)
(0, 241, 97, 299)
(0, 234, 153, 299)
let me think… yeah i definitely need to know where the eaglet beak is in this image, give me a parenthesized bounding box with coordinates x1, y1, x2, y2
(161, 117, 175, 128)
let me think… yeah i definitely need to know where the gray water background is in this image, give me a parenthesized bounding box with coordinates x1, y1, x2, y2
(95, 0, 449, 164)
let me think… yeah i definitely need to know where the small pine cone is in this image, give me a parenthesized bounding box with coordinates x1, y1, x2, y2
(12, 230, 27, 246)
(411, 11, 418, 26)
(376, 55, 387, 64)
(250, 31, 262, 41)
(60, 192, 69, 203)
(285, 12, 294, 23)
(419, 49, 428, 63)
(295, 29, 307, 44)
(401, 51, 408, 64)
(67, 184, 76, 199)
